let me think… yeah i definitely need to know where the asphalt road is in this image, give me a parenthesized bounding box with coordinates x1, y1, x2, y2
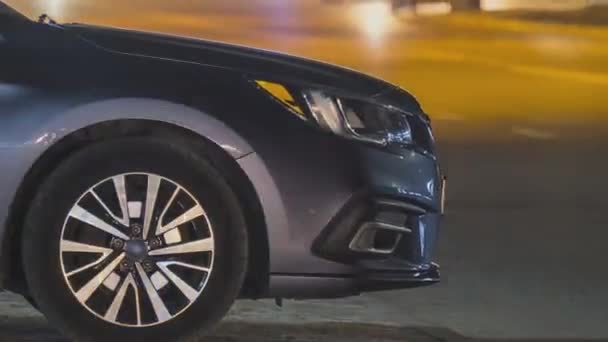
(3, 1, 608, 341)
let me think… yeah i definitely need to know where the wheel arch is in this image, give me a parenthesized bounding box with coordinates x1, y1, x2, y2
(2, 117, 270, 298)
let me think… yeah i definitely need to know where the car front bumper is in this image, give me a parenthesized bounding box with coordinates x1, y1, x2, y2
(238, 122, 444, 298)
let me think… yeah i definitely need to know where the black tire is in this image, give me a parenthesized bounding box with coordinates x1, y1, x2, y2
(22, 136, 248, 342)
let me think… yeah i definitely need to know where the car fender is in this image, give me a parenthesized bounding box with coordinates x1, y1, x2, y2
(0, 97, 264, 283)
(34, 97, 254, 158)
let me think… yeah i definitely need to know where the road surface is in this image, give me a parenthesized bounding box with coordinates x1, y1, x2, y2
(3, 1, 608, 340)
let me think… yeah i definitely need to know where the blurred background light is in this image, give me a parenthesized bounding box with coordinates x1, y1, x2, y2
(416, 2, 452, 16)
(43, 0, 67, 18)
(482, 0, 588, 11)
(349, 1, 395, 44)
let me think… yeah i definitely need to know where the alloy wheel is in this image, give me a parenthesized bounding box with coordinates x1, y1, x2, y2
(59, 173, 215, 327)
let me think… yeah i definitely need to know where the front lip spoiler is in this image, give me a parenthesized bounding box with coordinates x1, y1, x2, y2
(356, 263, 440, 292)
(266, 263, 440, 299)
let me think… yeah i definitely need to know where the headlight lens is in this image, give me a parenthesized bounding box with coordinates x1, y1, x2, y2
(255, 80, 417, 149)
(302, 90, 412, 147)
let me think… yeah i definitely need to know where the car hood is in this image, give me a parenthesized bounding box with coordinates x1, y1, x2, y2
(65, 24, 399, 98)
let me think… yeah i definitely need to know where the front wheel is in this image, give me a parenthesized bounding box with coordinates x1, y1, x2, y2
(22, 136, 248, 341)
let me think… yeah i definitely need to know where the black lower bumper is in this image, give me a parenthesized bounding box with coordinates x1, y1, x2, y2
(356, 260, 440, 292)
(267, 262, 439, 299)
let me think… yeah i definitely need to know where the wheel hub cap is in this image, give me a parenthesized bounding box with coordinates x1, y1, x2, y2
(124, 240, 148, 261)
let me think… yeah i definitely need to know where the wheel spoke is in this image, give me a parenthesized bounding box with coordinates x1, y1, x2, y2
(154, 187, 179, 235)
(142, 175, 161, 239)
(69, 205, 130, 240)
(90, 190, 129, 227)
(61, 240, 114, 277)
(148, 238, 213, 256)
(157, 261, 203, 302)
(104, 273, 141, 325)
(158, 260, 209, 273)
(76, 253, 125, 303)
(61, 240, 113, 254)
(135, 263, 171, 323)
(156, 204, 206, 236)
(112, 175, 131, 227)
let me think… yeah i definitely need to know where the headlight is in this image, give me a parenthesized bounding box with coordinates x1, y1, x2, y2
(302, 90, 412, 147)
(255, 80, 419, 149)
